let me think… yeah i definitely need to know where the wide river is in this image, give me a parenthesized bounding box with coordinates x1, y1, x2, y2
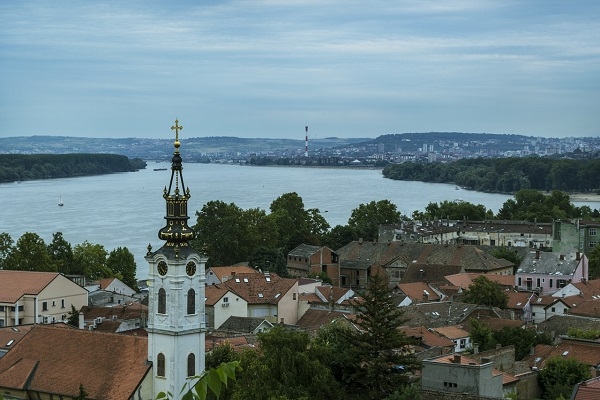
(0, 163, 595, 279)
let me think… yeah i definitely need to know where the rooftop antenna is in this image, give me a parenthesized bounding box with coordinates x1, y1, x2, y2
(305, 126, 309, 158)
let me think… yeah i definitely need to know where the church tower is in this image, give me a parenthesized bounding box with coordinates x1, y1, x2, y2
(146, 119, 206, 398)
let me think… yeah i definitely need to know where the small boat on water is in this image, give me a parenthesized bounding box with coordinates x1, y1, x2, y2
(58, 195, 64, 207)
(153, 168, 167, 171)
(455, 186, 460, 190)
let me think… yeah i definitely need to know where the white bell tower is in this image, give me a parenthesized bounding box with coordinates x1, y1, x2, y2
(146, 119, 207, 399)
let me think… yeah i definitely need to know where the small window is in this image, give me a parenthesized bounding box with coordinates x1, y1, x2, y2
(223, 297, 229, 303)
(61, 299, 65, 309)
(52, 300, 56, 307)
(590, 241, 597, 248)
(551, 307, 556, 312)
(42, 302, 48, 311)
(293, 293, 297, 300)
(158, 288, 167, 314)
(157, 353, 165, 377)
(258, 293, 263, 298)
(590, 228, 597, 236)
(187, 353, 195, 377)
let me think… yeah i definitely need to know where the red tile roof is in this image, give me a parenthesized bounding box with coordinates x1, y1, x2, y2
(0, 271, 60, 302)
(205, 284, 231, 306)
(99, 277, 116, 290)
(572, 376, 600, 400)
(0, 325, 150, 399)
(222, 273, 296, 304)
(397, 282, 441, 302)
(401, 326, 454, 348)
(208, 265, 258, 282)
(431, 325, 470, 340)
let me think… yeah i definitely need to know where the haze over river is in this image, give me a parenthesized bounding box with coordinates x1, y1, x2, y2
(1, 163, 595, 279)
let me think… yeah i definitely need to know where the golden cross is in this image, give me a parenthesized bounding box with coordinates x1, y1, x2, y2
(171, 119, 183, 141)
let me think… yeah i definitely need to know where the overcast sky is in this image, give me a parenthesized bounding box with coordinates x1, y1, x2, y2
(1, 1, 598, 140)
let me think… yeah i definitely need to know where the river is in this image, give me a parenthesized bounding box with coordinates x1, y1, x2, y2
(0, 163, 595, 279)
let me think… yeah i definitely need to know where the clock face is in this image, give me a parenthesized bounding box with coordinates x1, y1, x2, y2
(186, 261, 197, 276)
(157, 261, 168, 276)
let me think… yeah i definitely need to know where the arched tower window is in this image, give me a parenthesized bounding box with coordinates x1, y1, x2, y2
(187, 353, 195, 377)
(187, 288, 195, 315)
(158, 288, 166, 314)
(157, 353, 166, 377)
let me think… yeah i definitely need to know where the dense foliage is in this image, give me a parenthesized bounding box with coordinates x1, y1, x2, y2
(0, 231, 137, 285)
(538, 357, 591, 400)
(0, 153, 146, 183)
(383, 157, 600, 193)
(462, 276, 509, 309)
(469, 319, 551, 360)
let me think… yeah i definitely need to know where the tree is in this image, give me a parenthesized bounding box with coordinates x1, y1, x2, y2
(347, 200, 401, 241)
(157, 361, 239, 400)
(231, 325, 342, 400)
(48, 232, 74, 274)
(322, 224, 358, 251)
(270, 192, 317, 252)
(333, 274, 420, 400)
(75, 384, 88, 400)
(538, 357, 591, 400)
(462, 275, 508, 309)
(0, 232, 13, 270)
(248, 246, 287, 277)
(588, 244, 600, 280)
(106, 247, 138, 290)
(72, 241, 110, 280)
(4, 232, 56, 272)
(67, 304, 80, 327)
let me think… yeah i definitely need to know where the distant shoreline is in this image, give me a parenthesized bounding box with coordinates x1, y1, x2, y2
(569, 193, 600, 202)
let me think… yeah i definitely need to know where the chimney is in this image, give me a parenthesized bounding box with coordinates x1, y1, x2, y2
(473, 344, 479, 354)
(576, 252, 581, 261)
(78, 313, 85, 330)
(560, 254, 565, 261)
(453, 355, 461, 364)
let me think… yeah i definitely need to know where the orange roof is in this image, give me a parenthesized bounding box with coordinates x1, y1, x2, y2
(99, 277, 116, 290)
(401, 326, 454, 348)
(0, 325, 150, 399)
(205, 285, 233, 306)
(208, 265, 258, 282)
(505, 291, 534, 309)
(397, 282, 441, 302)
(222, 273, 296, 304)
(0, 325, 33, 350)
(445, 272, 516, 289)
(431, 325, 470, 340)
(526, 339, 600, 369)
(573, 376, 600, 400)
(0, 271, 60, 302)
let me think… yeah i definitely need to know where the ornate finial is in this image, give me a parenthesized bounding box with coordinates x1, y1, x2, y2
(171, 119, 183, 151)
(147, 243, 152, 255)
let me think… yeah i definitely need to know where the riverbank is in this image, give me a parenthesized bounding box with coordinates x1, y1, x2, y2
(569, 193, 600, 202)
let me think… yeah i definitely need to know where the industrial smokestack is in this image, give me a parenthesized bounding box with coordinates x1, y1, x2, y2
(305, 126, 308, 157)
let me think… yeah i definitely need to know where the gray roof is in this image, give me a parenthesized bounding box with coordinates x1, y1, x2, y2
(517, 251, 580, 275)
(288, 244, 322, 258)
(218, 316, 273, 334)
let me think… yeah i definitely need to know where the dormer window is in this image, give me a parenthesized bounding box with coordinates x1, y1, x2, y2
(258, 293, 263, 298)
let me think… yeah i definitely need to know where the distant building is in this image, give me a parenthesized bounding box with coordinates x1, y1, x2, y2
(515, 250, 588, 295)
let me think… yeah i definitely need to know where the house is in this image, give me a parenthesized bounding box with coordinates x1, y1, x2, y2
(0, 270, 88, 327)
(515, 250, 588, 295)
(98, 277, 136, 296)
(422, 353, 519, 399)
(430, 325, 472, 353)
(528, 294, 586, 324)
(400, 263, 464, 285)
(401, 301, 514, 329)
(395, 282, 443, 306)
(205, 284, 247, 330)
(505, 290, 536, 322)
(336, 242, 513, 290)
(0, 325, 152, 399)
(217, 316, 274, 334)
(222, 272, 299, 325)
(445, 272, 516, 290)
(296, 309, 354, 332)
(0, 325, 33, 359)
(571, 376, 600, 399)
(552, 219, 600, 255)
(286, 244, 340, 285)
(87, 289, 140, 308)
(78, 303, 148, 334)
(400, 325, 454, 354)
(524, 337, 600, 378)
(205, 264, 258, 286)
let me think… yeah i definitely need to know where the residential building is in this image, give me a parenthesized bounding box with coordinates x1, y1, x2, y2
(287, 244, 340, 285)
(78, 303, 148, 334)
(515, 250, 588, 294)
(205, 264, 258, 286)
(431, 325, 471, 353)
(222, 272, 299, 325)
(524, 337, 600, 378)
(422, 353, 518, 399)
(553, 219, 600, 255)
(395, 282, 443, 306)
(98, 277, 136, 296)
(0, 270, 88, 327)
(217, 316, 273, 334)
(205, 284, 247, 330)
(571, 376, 600, 399)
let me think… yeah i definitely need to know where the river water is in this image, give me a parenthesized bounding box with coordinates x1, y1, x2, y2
(0, 163, 594, 279)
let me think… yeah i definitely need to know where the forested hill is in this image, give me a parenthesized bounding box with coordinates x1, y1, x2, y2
(382, 157, 600, 193)
(0, 154, 146, 183)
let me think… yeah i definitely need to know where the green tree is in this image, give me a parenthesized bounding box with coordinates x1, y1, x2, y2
(462, 275, 508, 309)
(538, 357, 591, 400)
(72, 241, 110, 280)
(232, 325, 342, 400)
(248, 247, 287, 277)
(157, 361, 239, 400)
(588, 244, 600, 279)
(347, 200, 401, 241)
(67, 304, 80, 327)
(4, 232, 56, 272)
(336, 274, 420, 400)
(270, 192, 319, 252)
(75, 384, 88, 400)
(106, 246, 138, 290)
(0, 232, 13, 270)
(48, 232, 74, 274)
(322, 224, 358, 251)
(424, 200, 489, 221)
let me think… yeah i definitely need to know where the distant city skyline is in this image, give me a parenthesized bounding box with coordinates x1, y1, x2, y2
(1, 1, 599, 140)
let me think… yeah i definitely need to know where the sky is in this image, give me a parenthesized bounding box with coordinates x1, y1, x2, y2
(1, 1, 599, 140)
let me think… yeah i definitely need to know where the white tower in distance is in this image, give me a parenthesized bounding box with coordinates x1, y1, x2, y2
(146, 119, 207, 399)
